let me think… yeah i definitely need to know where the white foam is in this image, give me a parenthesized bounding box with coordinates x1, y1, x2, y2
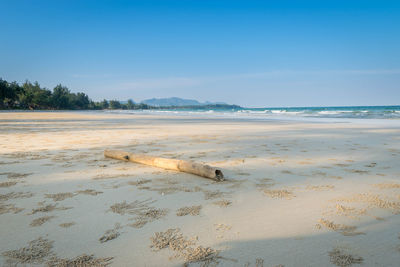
(318, 111, 340, 115)
(271, 110, 286, 114)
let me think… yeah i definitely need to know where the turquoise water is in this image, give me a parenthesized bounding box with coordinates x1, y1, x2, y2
(239, 105, 400, 119)
(114, 105, 400, 119)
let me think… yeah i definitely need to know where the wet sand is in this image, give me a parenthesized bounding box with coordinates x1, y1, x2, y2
(1, 111, 400, 266)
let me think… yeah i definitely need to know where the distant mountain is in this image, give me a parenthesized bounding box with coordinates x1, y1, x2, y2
(141, 97, 226, 107)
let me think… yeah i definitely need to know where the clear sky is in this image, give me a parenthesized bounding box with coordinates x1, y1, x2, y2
(1, 0, 399, 107)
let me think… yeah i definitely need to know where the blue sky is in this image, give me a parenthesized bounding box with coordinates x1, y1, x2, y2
(1, 0, 399, 107)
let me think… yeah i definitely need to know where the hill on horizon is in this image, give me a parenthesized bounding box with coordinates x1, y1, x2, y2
(141, 97, 227, 107)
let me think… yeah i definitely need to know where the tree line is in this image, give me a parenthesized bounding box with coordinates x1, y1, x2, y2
(1, 78, 241, 110)
(0, 78, 150, 110)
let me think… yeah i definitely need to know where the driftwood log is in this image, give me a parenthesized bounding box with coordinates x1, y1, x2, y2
(104, 150, 224, 181)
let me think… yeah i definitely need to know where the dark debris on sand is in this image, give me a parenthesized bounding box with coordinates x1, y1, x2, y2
(150, 228, 220, 266)
(2, 237, 54, 265)
(329, 248, 363, 267)
(176, 205, 202, 216)
(47, 254, 113, 267)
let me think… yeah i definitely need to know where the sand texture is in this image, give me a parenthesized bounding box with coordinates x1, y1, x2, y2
(1, 111, 400, 266)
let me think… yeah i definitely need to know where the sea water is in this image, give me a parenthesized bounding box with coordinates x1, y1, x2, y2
(107, 105, 400, 120)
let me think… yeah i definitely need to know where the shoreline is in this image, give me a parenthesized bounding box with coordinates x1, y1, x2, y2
(3, 109, 400, 125)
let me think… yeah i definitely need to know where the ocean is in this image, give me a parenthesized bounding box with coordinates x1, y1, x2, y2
(107, 105, 400, 120)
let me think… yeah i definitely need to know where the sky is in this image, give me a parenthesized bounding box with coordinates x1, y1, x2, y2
(0, 0, 399, 107)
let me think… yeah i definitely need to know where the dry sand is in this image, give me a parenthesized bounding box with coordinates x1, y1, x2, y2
(1, 111, 400, 266)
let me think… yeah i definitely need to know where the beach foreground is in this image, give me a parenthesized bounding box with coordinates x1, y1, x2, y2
(1, 112, 400, 266)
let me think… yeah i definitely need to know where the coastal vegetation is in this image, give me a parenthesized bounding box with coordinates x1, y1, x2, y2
(0, 78, 240, 110)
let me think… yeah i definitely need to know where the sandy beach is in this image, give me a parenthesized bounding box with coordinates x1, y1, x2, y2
(1, 111, 400, 266)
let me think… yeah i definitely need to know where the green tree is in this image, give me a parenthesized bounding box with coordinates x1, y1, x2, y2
(18, 81, 35, 108)
(76, 93, 90, 109)
(100, 99, 109, 109)
(136, 103, 149, 109)
(127, 99, 135, 109)
(32, 84, 52, 108)
(10, 81, 24, 107)
(0, 79, 17, 108)
(0, 78, 152, 111)
(109, 100, 121, 109)
(16, 81, 52, 109)
(69, 92, 90, 109)
(52, 84, 70, 109)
